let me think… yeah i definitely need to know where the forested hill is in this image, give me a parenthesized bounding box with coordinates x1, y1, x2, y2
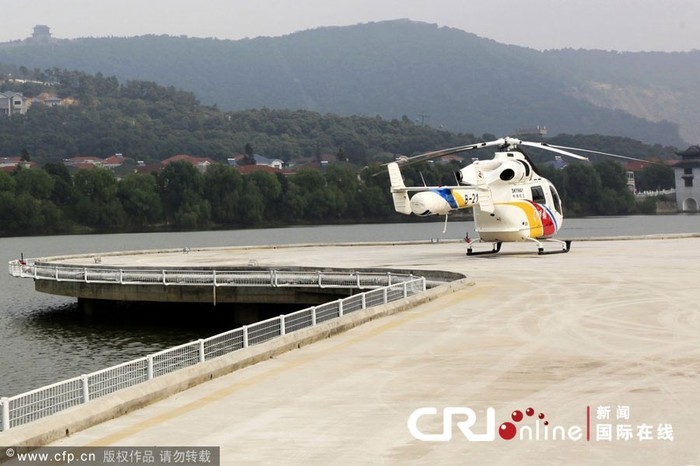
(0, 71, 680, 167)
(0, 20, 695, 147)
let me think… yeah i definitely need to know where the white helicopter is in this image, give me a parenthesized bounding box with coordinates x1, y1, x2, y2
(388, 136, 637, 255)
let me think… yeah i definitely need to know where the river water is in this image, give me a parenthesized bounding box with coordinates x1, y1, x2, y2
(1, 215, 698, 398)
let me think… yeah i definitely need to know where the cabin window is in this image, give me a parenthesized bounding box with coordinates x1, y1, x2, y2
(550, 186, 563, 214)
(531, 185, 546, 204)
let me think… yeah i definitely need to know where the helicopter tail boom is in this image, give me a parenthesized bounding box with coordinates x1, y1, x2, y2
(388, 162, 492, 216)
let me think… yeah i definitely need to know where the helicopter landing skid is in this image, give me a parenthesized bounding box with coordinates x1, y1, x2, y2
(530, 238, 572, 255)
(466, 240, 502, 256)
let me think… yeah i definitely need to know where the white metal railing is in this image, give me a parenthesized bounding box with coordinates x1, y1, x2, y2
(0, 277, 426, 432)
(7, 260, 412, 290)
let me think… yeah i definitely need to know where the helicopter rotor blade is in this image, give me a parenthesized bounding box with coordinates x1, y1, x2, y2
(518, 141, 589, 161)
(543, 144, 661, 164)
(392, 138, 506, 167)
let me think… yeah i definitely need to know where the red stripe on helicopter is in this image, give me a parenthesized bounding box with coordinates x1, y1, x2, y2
(529, 201, 557, 237)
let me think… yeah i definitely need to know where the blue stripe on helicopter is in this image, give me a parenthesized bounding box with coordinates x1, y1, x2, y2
(543, 204, 559, 232)
(431, 188, 459, 209)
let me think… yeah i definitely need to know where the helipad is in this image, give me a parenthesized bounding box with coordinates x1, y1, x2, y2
(3, 236, 700, 465)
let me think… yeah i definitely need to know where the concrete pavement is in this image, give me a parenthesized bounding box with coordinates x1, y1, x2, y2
(9, 236, 700, 464)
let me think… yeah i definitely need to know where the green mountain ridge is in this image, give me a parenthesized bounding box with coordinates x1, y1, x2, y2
(0, 20, 696, 146)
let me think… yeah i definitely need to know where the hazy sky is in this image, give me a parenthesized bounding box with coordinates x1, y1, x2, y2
(2, 0, 698, 52)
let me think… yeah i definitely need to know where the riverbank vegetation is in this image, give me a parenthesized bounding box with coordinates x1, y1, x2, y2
(0, 156, 675, 237)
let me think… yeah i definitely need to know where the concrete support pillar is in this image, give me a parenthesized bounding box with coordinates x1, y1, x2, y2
(79, 298, 95, 318)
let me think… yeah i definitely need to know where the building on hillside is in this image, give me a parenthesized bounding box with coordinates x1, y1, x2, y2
(33, 94, 63, 107)
(516, 126, 548, 137)
(135, 161, 164, 174)
(623, 160, 655, 193)
(63, 156, 104, 169)
(103, 154, 127, 169)
(162, 154, 216, 172)
(230, 154, 284, 169)
(674, 145, 700, 212)
(0, 156, 35, 172)
(0, 92, 27, 116)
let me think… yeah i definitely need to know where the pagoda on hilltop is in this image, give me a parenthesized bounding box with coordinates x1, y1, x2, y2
(673, 145, 700, 212)
(31, 25, 52, 43)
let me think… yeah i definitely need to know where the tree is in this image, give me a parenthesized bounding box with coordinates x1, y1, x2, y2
(239, 143, 257, 165)
(43, 162, 75, 206)
(561, 162, 602, 216)
(291, 169, 335, 220)
(117, 173, 163, 227)
(635, 163, 675, 192)
(246, 170, 282, 220)
(324, 164, 359, 217)
(593, 159, 635, 214)
(238, 181, 265, 224)
(204, 164, 244, 224)
(0, 171, 16, 193)
(71, 167, 126, 228)
(158, 161, 211, 227)
(13, 167, 54, 200)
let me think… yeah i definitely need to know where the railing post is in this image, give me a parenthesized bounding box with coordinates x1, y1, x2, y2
(361, 293, 366, 309)
(403, 282, 408, 298)
(119, 269, 124, 284)
(147, 355, 154, 380)
(84, 268, 88, 282)
(356, 273, 362, 289)
(421, 277, 427, 292)
(162, 270, 167, 285)
(311, 307, 317, 326)
(81, 375, 90, 403)
(338, 299, 344, 317)
(387, 272, 392, 286)
(383, 287, 388, 304)
(198, 339, 205, 363)
(212, 270, 217, 306)
(1, 397, 9, 431)
(280, 315, 286, 335)
(242, 325, 249, 348)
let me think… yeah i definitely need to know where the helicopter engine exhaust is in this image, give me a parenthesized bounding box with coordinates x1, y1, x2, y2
(498, 160, 529, 183)
(409, 191, 451, 216)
